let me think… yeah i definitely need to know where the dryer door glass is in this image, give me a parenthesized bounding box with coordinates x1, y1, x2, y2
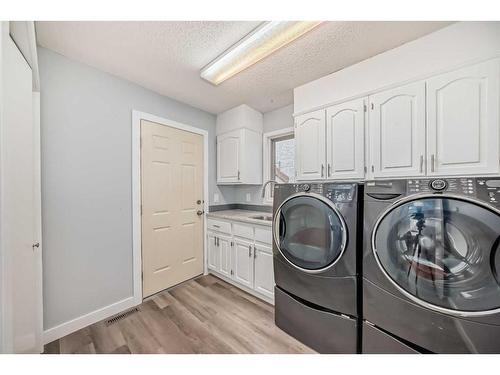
(374, 196, 500, 313)
(277, 195, 346, 271)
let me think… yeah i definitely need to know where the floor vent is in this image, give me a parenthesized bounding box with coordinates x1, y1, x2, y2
(106, 307, 139, 326)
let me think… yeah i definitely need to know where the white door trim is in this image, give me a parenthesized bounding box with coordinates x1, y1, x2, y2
(132, 110, 209, 305)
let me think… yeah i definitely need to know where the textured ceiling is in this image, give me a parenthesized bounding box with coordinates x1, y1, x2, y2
(35, 21, 451, 114)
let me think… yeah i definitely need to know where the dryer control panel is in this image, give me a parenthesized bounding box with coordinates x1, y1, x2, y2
(407, 178, 476, 195)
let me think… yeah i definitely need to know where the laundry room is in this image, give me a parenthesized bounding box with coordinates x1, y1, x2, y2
(1, 0, 500, 373)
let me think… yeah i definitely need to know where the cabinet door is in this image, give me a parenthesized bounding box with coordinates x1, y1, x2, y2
(253, 244, 274, 300)
(233, 238, 254, 289)
(326, 98, 365, 180)
(427, 59, 500, 176)
(218, 235, 232, 278)
(217, 130, 241, 183)
(295, 109, 326, 180)
(207, 233, 220, 271)
(369, 82, 426, 178)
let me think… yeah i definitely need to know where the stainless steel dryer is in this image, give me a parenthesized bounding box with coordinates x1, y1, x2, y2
(363, 177, 500, 353)
(272, 182, 363, 353)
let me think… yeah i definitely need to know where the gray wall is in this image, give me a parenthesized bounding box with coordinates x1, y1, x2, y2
(228, 104, 294, 205)
(39, 47, 230, 330)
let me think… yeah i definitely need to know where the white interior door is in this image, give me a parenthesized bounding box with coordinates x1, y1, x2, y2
(369, 81, 426, 178)
(427, 59, 500, 176)
(326, 98, 365, 180)
(295, 109, 326, 180)
(0, 32, 41, 353)
(141, 120, 204, 298)
(217, 130, 241, 183)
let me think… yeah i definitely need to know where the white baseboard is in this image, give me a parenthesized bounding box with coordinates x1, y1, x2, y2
(42, 296, 138, 345)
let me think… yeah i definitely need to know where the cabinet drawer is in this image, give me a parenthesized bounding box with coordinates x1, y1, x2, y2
(233, 222, 254, 239)
(255, 226, 272, 245)
(207, 218, 231, 234)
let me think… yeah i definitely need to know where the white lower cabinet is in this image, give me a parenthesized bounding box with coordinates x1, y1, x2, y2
(207, 219, 274, 303)
(218, 234, 232, 278)
(233, 238, 254, 289)
(253, 243, 275, 300)
(207, 232, 220, 271)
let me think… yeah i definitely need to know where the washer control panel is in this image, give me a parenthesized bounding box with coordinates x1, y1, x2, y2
(325, 184, 356, 203)
(291, 183, 323, 194)
(407, 178, 476, 195)
(477, 178, 500, 208)
(287, 183, 356, 203)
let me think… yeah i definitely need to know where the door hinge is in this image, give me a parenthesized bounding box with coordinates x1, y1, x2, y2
(371, 165, 375, 173)
(371, 103, 374, 110)
(363, 104, 367, 112)
(140, 204, 143, 215)
(230, 270, 234, 276)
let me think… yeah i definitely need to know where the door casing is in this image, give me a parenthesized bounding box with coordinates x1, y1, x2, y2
(132, 110, 209, 305)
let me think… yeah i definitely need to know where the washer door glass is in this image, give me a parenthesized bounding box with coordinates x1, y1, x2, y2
(374, 197, 500, 313)
(277, 195, 346, 271)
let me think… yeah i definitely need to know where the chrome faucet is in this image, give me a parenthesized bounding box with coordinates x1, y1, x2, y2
(261, 180, 277, 198)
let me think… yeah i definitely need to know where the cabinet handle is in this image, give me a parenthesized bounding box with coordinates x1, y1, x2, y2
(237, 170, 240, 180)
(212, 224, 220, 228)
(217, 237, 219, 246)
(254, 246, 257, 258)
(248, 245, 252, 257)
(321, 164, 324, 178)
(214, 237, 217, 246)
(431, 154, 435, 172)
(419, 155, 424, 173)
(328, 164, 331, 177)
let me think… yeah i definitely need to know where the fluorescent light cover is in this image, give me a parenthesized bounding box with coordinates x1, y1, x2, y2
(200, 21, 322, 85)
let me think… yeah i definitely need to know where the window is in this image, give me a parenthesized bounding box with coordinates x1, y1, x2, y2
(263, 128, 295, 204)
(271, 134, 295, 184)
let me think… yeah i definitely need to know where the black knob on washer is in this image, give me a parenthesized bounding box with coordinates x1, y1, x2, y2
(302, 184, 311, 192)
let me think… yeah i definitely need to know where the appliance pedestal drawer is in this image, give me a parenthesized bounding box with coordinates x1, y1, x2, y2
(274, 286, 357, 354)
(362, 321, 420, 354)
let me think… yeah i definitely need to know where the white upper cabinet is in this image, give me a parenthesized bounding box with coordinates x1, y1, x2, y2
(217, 130, 241, 183)
(369, 81, 426, 178)
(426, 59, 500, 176)
(326, 98, 365, 180)
(295, 109, 326, 180)
(216, 105, 263, 185)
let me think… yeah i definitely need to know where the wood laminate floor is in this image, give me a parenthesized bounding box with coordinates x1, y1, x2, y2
(43, 274, 315, 354)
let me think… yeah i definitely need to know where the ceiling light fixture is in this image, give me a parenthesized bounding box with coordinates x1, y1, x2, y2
(200, 21, 323, 85)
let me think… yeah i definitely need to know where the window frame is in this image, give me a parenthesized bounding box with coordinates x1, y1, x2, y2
(262, 127, 295, 205)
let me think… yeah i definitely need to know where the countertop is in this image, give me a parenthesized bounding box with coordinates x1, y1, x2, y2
(207, 209, 273, 227)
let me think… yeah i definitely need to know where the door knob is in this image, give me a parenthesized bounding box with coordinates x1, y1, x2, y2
(32, 242, 40, 251)
(196, 200, 202, 205)
(196, 210, 204, 216)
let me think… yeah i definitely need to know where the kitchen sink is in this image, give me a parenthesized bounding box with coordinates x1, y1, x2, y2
(250, 214, 273, 222)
